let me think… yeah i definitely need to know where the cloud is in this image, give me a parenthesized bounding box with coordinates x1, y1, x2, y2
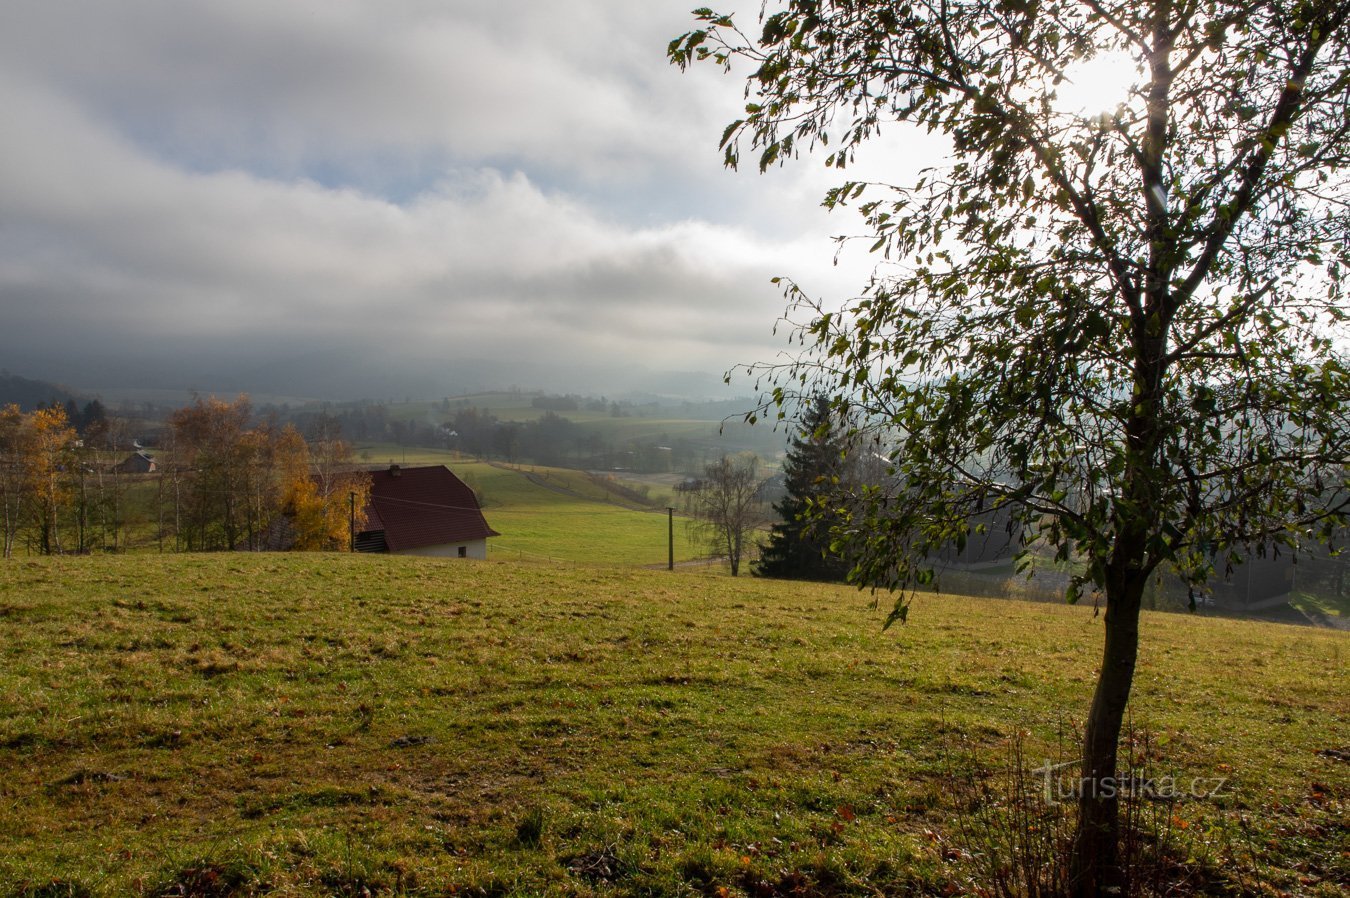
(0, 1, 737, 195)
(0, 0, 921, 399)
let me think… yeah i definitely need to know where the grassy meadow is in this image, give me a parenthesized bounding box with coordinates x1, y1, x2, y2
(1, 554, 1346, 896)
(353, 449, 704, 567)
(456, 461, 699, 567)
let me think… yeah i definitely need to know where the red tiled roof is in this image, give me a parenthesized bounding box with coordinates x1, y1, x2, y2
(359, 465, 499, 551)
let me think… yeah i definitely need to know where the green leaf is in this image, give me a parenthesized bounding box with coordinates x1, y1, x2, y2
(883, 598, 910, 629)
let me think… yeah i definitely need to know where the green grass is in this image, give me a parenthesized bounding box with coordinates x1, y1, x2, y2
(460, 460, 700, 566)
(354, 444, 475, 467)
(1291, 589, 1350, 620)
(1, 554, 1346, 896)
(351, 450, 703, 566)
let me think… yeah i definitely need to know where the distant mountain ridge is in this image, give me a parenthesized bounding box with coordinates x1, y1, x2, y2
(0, 372, 81, 410)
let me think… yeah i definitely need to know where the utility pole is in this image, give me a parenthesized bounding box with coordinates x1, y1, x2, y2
(667, 506, 674, 571)
(156, 471, 164, 554)
(78, 466, 86, 555)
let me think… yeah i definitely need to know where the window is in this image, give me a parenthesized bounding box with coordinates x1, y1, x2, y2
(457, 546, 468, 558)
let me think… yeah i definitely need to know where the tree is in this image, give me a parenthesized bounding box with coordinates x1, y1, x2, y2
(81, 410, 136, 553)
(0, 404, 81, 556)
(672, 2, 1350, 892)
(79, 399, 109, 444)
(0, 404, 27, 557)
(168, 396, 274, 551)
(686, 454, 765, 575)
(754, 396, 854, 581)
(24, 405, 79, 555)
(276, 424, 371, 551)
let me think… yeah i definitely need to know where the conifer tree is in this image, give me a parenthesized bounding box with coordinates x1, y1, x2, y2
(754, 396, 851, 581)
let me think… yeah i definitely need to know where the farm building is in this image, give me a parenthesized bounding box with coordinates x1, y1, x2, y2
(356, 464, 499, 558)
(115, 451, 157, 474)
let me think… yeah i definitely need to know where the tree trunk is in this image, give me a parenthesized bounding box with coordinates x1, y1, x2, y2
(1069, 569, 1146, 896)
(2, 494, 12, 558)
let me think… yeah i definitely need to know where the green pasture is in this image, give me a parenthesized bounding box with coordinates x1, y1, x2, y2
(351, 448, 704, 566)
(455, 461, 701, 566)
(0, 554, 1345, 896)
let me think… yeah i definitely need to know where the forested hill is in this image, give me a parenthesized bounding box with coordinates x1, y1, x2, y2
(0, 372, 79, 410)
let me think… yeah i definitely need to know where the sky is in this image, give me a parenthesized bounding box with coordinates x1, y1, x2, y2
(0, 0, 949, 402)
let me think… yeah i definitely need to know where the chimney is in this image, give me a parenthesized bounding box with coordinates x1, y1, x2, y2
(389, 463, 401, 477)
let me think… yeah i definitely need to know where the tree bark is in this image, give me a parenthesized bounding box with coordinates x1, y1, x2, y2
(1069, 565, 1147, 896)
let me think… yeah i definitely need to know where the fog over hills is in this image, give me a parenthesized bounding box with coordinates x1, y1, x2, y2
(9, 345, 734, 406)
(0, 1, 935, 405)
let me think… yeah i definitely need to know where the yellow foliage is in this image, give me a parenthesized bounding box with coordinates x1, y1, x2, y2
(0, 404, 78, 555)
(277, 424, 371, 551)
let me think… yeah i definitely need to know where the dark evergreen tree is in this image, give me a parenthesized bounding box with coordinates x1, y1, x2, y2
(79, 400, 108, 439)
(754, 396, 851, 581)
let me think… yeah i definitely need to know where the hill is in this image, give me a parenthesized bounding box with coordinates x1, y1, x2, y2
(375, 391, 788, 471)
(1, 554, 1344, 896)
(0, 372, 79, 410)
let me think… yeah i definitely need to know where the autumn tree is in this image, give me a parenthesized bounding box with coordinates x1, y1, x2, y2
(24, 405, 80, 555)
(673, 0, 1350, 892)
(238, 424, 280, 550)
(276, 424, 370, 551)
(303, 414, 372, 551)
(168, 396, 270, 550)
(305, 413, 348, 496)
(0, 404, 81, 555)
(0, 404, 27, 557)
(686, 454, 766, 576)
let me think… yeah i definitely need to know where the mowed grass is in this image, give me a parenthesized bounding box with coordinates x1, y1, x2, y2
(1, 554, 1346, 896)
(352, 449, 703, 567)
(459, 461, 701, 567)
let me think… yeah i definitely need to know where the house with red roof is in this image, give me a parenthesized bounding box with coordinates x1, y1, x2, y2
(355, 464, 499, 558)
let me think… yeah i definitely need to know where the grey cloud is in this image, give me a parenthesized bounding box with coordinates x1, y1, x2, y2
(0, 1, 727, 189)
(0, 0, 907, 400)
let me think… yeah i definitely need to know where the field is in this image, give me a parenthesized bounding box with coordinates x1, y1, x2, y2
(353, 448, 705, 566)
(455, 461, 699, 566)
(1, 554, 1346, 896)
(378, 392, 787, 460)
(31, 447, 712, 567)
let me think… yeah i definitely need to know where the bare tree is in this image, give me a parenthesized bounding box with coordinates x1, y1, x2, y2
(686, 454, 765, 576)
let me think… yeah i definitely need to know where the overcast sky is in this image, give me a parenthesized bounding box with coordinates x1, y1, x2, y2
(0, 0, 943, 401)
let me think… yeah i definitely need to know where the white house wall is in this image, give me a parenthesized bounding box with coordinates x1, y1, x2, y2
(394, 539, 488, 560)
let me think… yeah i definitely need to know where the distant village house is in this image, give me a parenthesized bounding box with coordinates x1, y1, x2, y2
(115, 451, 157, 474)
